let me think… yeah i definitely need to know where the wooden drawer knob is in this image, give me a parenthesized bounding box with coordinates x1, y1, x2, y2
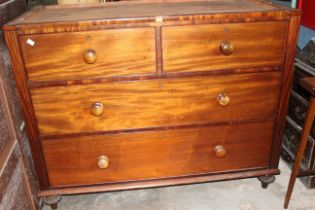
(98, 155, 109, 169)
(217, 93, 230, 106)
(83, 49, 97, 64)
(220, 41, 234, 55)
(214, 145, 226, 158)
(91, 102, 104, 116)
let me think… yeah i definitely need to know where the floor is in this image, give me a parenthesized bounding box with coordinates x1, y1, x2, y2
(43, 160, 315, 210)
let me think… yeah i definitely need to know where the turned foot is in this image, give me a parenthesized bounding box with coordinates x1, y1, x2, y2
(43, 195, 62, 210)
(258, 175, 276, 189)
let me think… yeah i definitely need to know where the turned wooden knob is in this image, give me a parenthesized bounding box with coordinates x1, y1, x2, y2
(217, 93, 230, 106)
(98, 155, 109, 169)
(83, 49, 97, 64)
(214, 145, 226, 158)
(91, 102, 104, 116)
(220, 41, 234, 56)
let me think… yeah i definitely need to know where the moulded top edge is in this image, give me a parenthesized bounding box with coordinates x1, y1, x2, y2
(3, 0, 295, 29)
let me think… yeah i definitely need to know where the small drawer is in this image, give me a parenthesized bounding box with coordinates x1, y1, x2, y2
(19, 28, 156, 82)
(30, 72, 281, 135)
(163, 21, 287, 73)
(42, 121, 274, 187)
(283, 117, 315, 169)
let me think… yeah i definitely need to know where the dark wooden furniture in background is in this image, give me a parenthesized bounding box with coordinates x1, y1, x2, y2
(281, 59, 315, 188)
(3, 0, 300, 209)
(0, 0, 40, 209)
(284, 76, 315, 208)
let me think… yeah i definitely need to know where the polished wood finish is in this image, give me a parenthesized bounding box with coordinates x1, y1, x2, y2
(39, 168, 280, 197)
(4, 31, 50, 189)
(217, 93, 230, 107)
(270, 15, 301, 168)
(300, 77, 315, 96)
(31, 72, 281, 135)
(284, 97, 315, 208)
(43, 121, 274, 187)
(83, 49, 97, 64)
(214, 145, 227, 158)
(284, 77, 315, 208)
(3, 0, 300, 198)
(97, 155, 109, 169)
(90, 101, 104, 117)
(27, 66, 281, 89)
(3, 0, 281, 27)
(219, 41, 234, 56)
(19, 28, 156, 82)
(163, 21, 287, 73)
(282, 63, 315, 189)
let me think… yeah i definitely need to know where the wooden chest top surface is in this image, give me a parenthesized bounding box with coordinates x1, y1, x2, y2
(5, 0, 291, 27)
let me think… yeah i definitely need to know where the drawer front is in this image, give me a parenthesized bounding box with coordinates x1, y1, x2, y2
(19, 28, 156, 82)
(31, 72, 281, 135)
(163, 21, 287, 73)
(283, 117, 315, 169)
(43, 121, 274, 187)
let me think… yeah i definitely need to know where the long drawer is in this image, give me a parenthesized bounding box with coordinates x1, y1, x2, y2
(19, 28, 156, 82)
(42, 121, 274, 187)
(31, 72, 281, 135)
(163, 21, 287, 73)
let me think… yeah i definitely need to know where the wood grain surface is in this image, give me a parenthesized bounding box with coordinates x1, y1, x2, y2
(19, 27, 156, 81)
(31, 72, 281, 135)
(4, 30, 50, 189)
(163, 21, 287, 72)
(39, 168, 280, 196)
(300, 77, 315, 97)
(42, 121, 274, 187)
(2, 0, 300, 194)
(6, 0, 276, 25)
(270, 15, 301, 168)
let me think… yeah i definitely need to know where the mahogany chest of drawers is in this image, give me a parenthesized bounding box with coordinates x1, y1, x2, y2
(3, 0, 300, 204)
